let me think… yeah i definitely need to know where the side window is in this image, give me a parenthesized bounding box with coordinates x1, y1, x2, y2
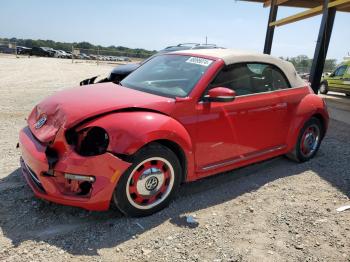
(208, 63, 290, 96)
(271, 67, 290, 90)
(208, 64, 253, 96)
(334, 65, 347, 77)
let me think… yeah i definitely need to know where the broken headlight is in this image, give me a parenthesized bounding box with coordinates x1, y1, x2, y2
(66, 126, 109, 156)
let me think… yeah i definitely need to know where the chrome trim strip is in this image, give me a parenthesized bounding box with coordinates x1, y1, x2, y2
(198, 85, 308, 103)
(235, 86, 307, 99)
(216, 96, 235, 99)
(201, 145, 286, 171)
(65, 173, 95, 182)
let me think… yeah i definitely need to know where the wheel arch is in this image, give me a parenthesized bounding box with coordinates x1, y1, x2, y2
(286, 94, 329, 151)
(137, 139, 188, 184)
(311, 113, 327, 139)
(77, 111, 195, 181)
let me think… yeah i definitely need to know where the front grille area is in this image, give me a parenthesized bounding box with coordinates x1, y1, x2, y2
(24, 162, 46, 193)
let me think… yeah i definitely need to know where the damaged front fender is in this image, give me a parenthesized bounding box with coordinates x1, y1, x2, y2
(71, 111, 195, 180)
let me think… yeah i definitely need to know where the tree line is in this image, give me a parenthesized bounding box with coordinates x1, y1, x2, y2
(0, 37, 340, 67)
(0, 37, 157, 58)
(280, 55, 337, 73)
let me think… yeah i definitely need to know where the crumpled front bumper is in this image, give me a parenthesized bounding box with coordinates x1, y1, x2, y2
(19, 126, 131, 211)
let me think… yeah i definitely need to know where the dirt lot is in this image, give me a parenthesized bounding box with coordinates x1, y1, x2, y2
(0, 55, 349, 262)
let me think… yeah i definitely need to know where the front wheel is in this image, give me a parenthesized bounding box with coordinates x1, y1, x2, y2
(113, 143, 181, 217)
(287, 117, 324, 162)
(319, 82, 328, 94)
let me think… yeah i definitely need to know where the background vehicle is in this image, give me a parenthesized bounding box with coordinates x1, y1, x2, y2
(16, 46, 32, 55)
(54, 50, 71, 58)
(80, 53, 90, 60)
(320, 60, 350, 96)
(53, 50, 64, 58)
(80, 43, 224, 86)
(30, 47, 55, 57)
(298, 72, 310, 82)
(0, 44, 15, 54)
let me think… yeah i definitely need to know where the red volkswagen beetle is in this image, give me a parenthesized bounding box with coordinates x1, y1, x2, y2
(19, 49, 329, 216)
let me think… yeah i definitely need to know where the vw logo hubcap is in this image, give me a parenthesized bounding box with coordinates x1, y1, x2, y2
(145, 176, 159, 191)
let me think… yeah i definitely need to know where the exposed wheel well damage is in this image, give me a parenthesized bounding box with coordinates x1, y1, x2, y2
(66, 111, 193, 183)
(112, 139, 188, 184)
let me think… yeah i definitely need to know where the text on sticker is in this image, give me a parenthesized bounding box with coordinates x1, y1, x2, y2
(186, 57, 213, 67)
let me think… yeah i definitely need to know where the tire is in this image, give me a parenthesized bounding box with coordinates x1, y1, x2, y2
(113, 143, 181, 217)
(345, 93, 350, 97)
(319, 82, 328, 94)
(287, 117, 324, 163)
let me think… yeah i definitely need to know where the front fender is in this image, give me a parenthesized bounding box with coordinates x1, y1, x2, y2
(286, 94, 329, 150)
(80, 111, 195, 179)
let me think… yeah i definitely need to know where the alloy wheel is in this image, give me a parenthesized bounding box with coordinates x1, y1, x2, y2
(126, 157, 175, 210)
(300, 124, 320, 158)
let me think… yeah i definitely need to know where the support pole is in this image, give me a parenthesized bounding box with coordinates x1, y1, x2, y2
(264, 0, 278, 54)
(309, 0, 336, 93)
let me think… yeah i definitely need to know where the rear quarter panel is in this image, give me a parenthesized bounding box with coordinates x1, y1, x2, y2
(285, 91, 329, 151)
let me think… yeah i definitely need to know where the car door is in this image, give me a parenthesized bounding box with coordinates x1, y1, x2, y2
(343, 66, 350, 94)
(194, 63, 288, 172)
(338, 65, 350, 93)
(328, 65, 347, 91)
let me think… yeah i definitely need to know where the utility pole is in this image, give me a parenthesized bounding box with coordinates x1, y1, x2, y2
(205, 36, 208, 45)
(14, 42, 18, 58)
(71, 45, 74, 63)
(97, 47, 100, 66)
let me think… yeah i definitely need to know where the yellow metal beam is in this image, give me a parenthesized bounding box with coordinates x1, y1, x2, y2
(269, 0, 350, 27)
(263, 0, 290, 8)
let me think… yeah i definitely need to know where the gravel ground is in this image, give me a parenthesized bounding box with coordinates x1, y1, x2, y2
(0, 55, 349, 262)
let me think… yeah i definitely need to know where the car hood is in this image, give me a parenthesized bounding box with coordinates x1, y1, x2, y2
(28, 83, 175, 143)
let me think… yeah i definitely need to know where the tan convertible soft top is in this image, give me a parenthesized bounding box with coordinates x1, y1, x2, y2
(174, 49, 306, 88)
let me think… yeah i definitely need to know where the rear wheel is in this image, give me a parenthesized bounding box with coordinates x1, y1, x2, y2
(113, 143, 181, 217)
(287, 117, 323, 162)
(319, 82, 328, 94)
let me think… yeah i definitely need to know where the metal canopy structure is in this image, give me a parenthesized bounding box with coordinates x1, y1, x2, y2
(240, 0, 350, 93)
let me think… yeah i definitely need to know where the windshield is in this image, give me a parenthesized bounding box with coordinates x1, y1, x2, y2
(120, 54, 214, 98)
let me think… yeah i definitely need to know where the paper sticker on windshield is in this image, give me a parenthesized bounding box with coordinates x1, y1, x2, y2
(186, 57, 213, 67)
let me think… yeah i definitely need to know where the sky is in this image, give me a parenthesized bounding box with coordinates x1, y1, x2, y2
(0, 0, 349, 62)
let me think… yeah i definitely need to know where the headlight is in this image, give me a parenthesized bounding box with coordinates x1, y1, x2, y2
(66, 126, 109, 156)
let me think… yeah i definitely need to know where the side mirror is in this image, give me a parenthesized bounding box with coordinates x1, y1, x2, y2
(204, 87, 236, 102)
